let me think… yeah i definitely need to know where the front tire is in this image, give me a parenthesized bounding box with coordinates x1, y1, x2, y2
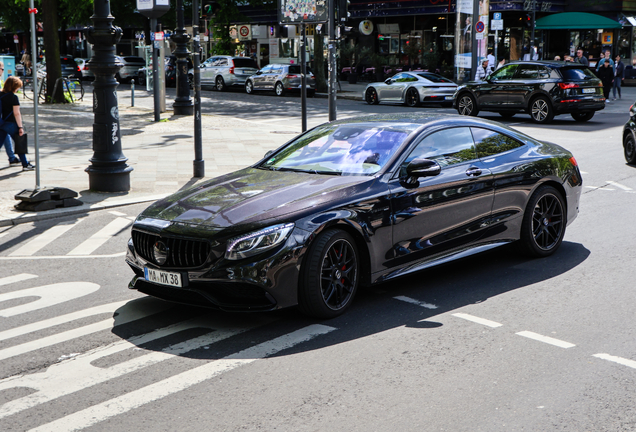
(530, 96, 554, 123)
(275, 81, 285, 96)
(517, 185, 566, 257)
(245, 80, 254, 94)
(298, 229, 360, 318)
(571, 111, 594, 122)
(457, 93, 479, 116)
(405, 88, 420, 107)
(365, 88, 379, 105)
(624, 133, 636, 164)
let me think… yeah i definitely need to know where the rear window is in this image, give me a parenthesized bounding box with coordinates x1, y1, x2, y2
(60, 57, 75, 65)
(232, 58, 258, 68)
(288, 65, 314, 74)
(416, 73, 454, 83)
(560, 67, 597, 80)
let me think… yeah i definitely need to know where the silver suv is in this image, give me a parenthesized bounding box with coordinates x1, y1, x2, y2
(245, 64, 316, 96)
(196, 56, 259, 91)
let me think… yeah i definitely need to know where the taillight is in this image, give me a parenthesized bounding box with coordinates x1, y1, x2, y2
(229, 66, 235, 74)
(558, 82, 579, 89)
(287, 74, 298, 78)
(83, 66, 89, 70)
(569, 156, 578, 167)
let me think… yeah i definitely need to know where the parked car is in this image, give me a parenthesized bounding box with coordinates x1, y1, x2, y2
(189, 55, 259, 91)
(623, 102, 636, 164)
(126, 113, 582, 318)
(454, 60, 605, 123)
(74, 58, 93, 80)
(37, 55, 82, 79)
(245, 64, 316, 96)
(364, 71, 458, 107)
(115, 56, 145, 83)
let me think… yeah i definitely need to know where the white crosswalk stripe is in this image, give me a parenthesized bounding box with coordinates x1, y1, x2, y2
(8, 219, 83, 256)
(67, 217, 132, 256)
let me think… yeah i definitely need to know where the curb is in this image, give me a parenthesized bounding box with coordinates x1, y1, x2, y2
(0, 193, 169, 227)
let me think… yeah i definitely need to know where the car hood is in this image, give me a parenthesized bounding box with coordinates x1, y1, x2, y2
(138, 167, 374, 229)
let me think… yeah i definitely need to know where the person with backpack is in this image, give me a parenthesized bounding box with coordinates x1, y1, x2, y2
(0, 76, 34, 171)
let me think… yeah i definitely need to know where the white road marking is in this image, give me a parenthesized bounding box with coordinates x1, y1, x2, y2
(606, 180, 633, 191)
(67, 217, 132, 256)
(516, 331, 575, 348)
(593, 353, 636, 370)
(393, 295, 438, 309)
(29, 324, 335, 432)
(584, 186, 599, 189)
(8, 220, 82, 256)
(0, 317, 263, 419)
(0, 299, 173, 361)
(0, 252, 126, 260)
(0, 273, 38, 286)
(0, 282, 100, 318)
(452, 313, 503, 328)
(108, 210, 127, 217)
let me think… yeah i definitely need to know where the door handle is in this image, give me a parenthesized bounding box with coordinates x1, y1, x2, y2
(465, 167, 482, 177)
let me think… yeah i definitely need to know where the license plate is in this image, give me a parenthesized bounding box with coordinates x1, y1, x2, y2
(445, 96, 453, 100)
(582, 88, 595, 94)
(144, 267, 182, 287)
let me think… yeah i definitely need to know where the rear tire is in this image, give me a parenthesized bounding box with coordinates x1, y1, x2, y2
(216, 76, 225, 92)
(365, 88, 379, 105)
(624, 133, 636, 164)
(298, 229, 359, 318)
(517, 185, 566, 258)
(571, 111, 594, 122)
(405, 88, 420, 107)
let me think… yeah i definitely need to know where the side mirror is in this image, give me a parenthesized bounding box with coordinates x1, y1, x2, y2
(404, 158, 441, 185)
(385, 78, 393, 85)
(256, 71, 262, 75)
(264, 150, 274, 159)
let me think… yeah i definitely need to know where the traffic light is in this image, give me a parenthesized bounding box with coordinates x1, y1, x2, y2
(202, 1, 220, 19)
(525, 14, 533, 28)
(338, 0, 351, 22)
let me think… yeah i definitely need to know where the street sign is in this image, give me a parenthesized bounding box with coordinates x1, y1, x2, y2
(136, 0, 170, 18)
(238, 25, 251, 41)
(491, 19, 503, 31)
(475, 21, 485, 33)
(155, 31, 164, 41)
(493, 13, 502, 20)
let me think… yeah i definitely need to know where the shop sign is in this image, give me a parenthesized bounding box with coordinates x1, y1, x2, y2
(269, 38, 279, 58)
(359, 20, 374, 36)
(378, 23, 399, 34)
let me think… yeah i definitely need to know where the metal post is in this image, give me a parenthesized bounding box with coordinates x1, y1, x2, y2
(172, 0, 193, 115)
(131, 78, 135, 107)
(85, 0, 133, 192)
(29, 0, 40, 188)
(328, 0, 337, 121)
(151, 18, 161, 122)
(470, 0, 479, 79)
(300, 23, 307, 132)
(192, 0, 204, 178)
(494, 30, 498, 66)
(531, 0, 536, 48)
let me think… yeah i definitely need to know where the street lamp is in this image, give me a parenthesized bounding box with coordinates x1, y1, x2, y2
(85, 0, 133, 192)
(171, 0, 193, 116)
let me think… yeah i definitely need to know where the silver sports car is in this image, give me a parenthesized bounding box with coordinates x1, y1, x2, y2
(364, 71, 458, 107)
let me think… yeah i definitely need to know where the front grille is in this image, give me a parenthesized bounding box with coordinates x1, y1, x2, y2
(132, 230, 211, 268)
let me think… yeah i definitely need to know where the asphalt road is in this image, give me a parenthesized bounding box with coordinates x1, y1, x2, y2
(1, 93, 635, 431)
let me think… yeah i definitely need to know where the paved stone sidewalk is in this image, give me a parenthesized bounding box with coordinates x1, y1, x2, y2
(0, 87, 303, 227)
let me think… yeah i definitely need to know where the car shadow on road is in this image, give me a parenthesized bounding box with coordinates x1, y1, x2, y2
(111, 240, 590, 361)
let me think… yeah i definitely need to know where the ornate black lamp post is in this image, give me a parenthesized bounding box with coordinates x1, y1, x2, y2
(85, 0, 133, 192)
(171, 0, 193, 115)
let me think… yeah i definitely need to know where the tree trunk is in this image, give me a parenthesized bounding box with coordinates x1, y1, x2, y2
(314, 30, 327, 93)
(42, 0, 65, 103)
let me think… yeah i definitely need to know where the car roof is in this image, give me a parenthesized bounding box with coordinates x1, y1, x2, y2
(506, 60, 589, 68)
(328, 113, 518, 131)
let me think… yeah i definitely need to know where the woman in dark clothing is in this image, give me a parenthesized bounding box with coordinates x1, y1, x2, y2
(0, 76, 34, 171)
(613, 55, 625, 100)
(597, 60, 614, 102)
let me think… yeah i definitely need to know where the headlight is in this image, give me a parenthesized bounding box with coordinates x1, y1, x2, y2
(225, 223, 295, 260)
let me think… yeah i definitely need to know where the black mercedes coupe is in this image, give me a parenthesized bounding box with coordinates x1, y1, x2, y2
(126, 114, 582, 318)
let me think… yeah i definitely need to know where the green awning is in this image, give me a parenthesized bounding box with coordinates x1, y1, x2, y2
(535, 12, 622, 30)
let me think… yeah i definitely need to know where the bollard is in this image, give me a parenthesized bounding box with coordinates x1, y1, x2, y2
(131, 78, 135, 107)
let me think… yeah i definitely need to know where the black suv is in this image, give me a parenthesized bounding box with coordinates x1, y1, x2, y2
(454, 61, 605, 123)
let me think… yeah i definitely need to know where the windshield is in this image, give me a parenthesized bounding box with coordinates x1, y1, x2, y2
(259, 123, 418, 175)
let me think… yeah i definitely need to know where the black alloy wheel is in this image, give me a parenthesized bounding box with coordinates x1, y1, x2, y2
(530, 96, 554, 123)
(624, 133, 636, 164)
(365, 88, 379, 105)
(571, 111, 595, 122)
(299, 229, 359, 318)
(275, 82, 285, 96)
(517, 186, 565, 257)
(457, 93, 479, 116)
(499, 112, 516, 119)
(245, 80, 253, 94)
(216, 76, 225, 91)
(405, 88, 420, 107)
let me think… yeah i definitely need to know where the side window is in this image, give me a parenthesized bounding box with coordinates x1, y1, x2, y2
(392, 73, 408, 82)
(489, 64, 518, 81)
(260, 65, 273, 73)
(471, 128, 524, 158)
(538, 67, 551, 79)
(401, 128, 477, 176)
(216, 58, 228, 67)
(516, 65, 539, 79)
(271, 65, 283, 74)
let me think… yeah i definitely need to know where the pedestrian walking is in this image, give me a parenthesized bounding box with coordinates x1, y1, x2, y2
(613, 55, 625, 100)
(487, 49, 496, 71)
(597, 60, 614, 102)
(597, 50, 615, 74)
(0, 76, 34, 171)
